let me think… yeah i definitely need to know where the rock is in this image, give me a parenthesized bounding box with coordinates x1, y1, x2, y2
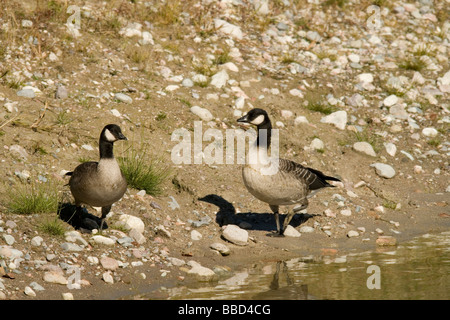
(210, 69, 229, 89)
(289, 88, 304, 98)
(299, 226, 314, 233)
(280, 110, 293, 119)
(221, 224, 248, 246)
(167, 257, 186, 267)
(16, 88, 35, 98)
(306, 30, 322, 42)
(117, 214, 145, 233)
(357, 73, 374, 83)
(31, 236, 43, 247)
(353, 142, 376, 157)
(43, 271, 68, 285)
(139, 31, 154, 45)
(10, 145, 28, 160)
(214, 19, 243, 40)
(155, 225, 171, 238)
(29, 282, 45, 292)
(187, 261, 217, 281)
(294, 116, 309, 125)
(55, 85, 68, 99)
(340, 209, 352, 216)
(191, 230, 202, 241)
(114, 93, 132, 103)
(371, 163, 396, 179)
(60, 242, 83, 252)
(389, 105, 409, 120)
(100, 256, 119, 271)
(384, 142, 397, 157)
(190, 106, 214, 121)
(210, 243, 231, 256)
(65, 231, 88, 246)
(119, 22, 142, 37)
(320, 110, 347, 130)
(91, 235, 115, 246)
(3, 235, 14, 245)
(284, 225, 301, 237)
(347, 230, 359, 238)
(129, 229, 146, 244)
(422, 127, 438, 137)
(310, 138, 324, 151)
(102, 271, 114, 284)
(62, 293, 74, 300)
(254, 0, 269, 15)
(24, 286, 36, 297)
(376, 236, 397, 246)
(383, 95, 399, 107)
(181, 78, 194, 87)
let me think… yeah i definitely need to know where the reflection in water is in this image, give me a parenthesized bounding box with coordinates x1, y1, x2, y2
(143, 232, 450, 300)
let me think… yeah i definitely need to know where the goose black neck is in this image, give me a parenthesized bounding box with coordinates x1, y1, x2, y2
(99, 139, 115, 159)
(256, 121, 272, 149)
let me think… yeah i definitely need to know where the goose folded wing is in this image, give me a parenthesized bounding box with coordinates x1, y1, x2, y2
(279, 159, 340, 191)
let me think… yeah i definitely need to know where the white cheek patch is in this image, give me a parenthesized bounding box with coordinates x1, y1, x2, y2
(104, 129, 116, 142)
(250, 114, 265, 125)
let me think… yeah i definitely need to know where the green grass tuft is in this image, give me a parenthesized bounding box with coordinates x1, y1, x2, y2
(39, 217, 66, 237)
(8, 182, 59, 215)
(118, 144, 171, 196)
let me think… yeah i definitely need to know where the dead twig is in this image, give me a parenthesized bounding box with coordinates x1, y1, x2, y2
(30, 101, 48, 131)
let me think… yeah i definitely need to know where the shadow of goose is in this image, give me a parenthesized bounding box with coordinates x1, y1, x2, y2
(57, 202, 107, 233)
(198, 194, 317, 233)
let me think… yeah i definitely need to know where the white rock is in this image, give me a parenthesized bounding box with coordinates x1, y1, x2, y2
(129, 229, 146, 244)
(214, 19, 243, 40)
(299, 226, 314, 233)
(384, 142, 397, 157)
(422, 127, 438, 137)
(347, 230, 359, 238)
(81, 144, 94, 151)
(254, 0, 269, 15)
(192, 74, 208, 84)
(294, 116, 309, 125)
(110, 109, 121, 117)
(187, 261, 216, 281)
(60, 242, 83, 251)
(91, 235, 115, 246)
(357, 73, 374, 83)
(235, 96, 245, 109)
(165, 85, 179, 92)
(222, 224, 248, 246)
(289, 88, 304, 98)
(190, 230, 202, 241)
(190, 106, 214, 121)
(3, 235, 14, 245)
(117, 214, 145, 233)
(222, 62, 239, 72)
(102, 271, 114, 284)
(310, 138, 324, 150)
(119, 22, 142, 37)
(280, 110, 293, 119)
(320, 110, 347, 130)
(348, 54, 360, 63)
(340, 209, 352, 216)
(371, 163, 396, 179)
(48, 52, 58, 62)
(139, 31, 154, 45)
(181, 78, 194, 87)
(10, 145, 29, 159)
(353, 142, 376, 157)
(24, 286, 36, 297)
(210, 69, 229, 89)
(210, 243, 231, 256)
(31, 236, 43, 247)
(21, 20, 33, 28)
(284, 225, 301, 237)
(383, 95, 399, 107)
(62, 292, 74, 300)
(114, 93, 132, 103)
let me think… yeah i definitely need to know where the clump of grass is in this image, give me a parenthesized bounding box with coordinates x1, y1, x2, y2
(399, 57, 427, 71)
(281, 53, 297, 64)
(118, 144, 171, 196)
(305, 102, 336, 115)
(213, 48, 231, 65)
(39, 217, 66, 237)
(55, 110, 73, 126)
(193, 63, 216, 77)
(155, 0, 182, 25)
(8, 182, 59, 214)
(427, 139, 441, 147)
(382, 200, 397, 210)
(156, 111, 167, 121)
(126, 45, 151, 64)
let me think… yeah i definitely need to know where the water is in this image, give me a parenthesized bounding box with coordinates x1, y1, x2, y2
(141, 232, 450, 300)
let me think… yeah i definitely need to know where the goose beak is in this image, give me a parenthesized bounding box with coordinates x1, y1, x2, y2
(118, 133, 128, 140)
(237, 114, 249, 123)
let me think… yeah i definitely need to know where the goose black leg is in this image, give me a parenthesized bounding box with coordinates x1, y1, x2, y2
(99, 205, 111, 231)
(268, 205, 284, 237)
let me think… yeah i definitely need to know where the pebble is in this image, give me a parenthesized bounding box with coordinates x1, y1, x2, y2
(284, 225, 301, 237)
(129, 229, 146, 244)
(210, 242, 231, 256)
(43, 271, 68, 285)
(210, 69, 229, 89)
(117, 214, 145, 233)
(214, 19, 243, 40)
(347, 230, 359, 238)
(91, 235, 115, 246)
(31, 236, 43, 247)
(3, 235, 14, 245)
(421, 127, 438, 137)
(181, 78, 194, 87)
(320, 111, 347, 130)
(24, 286, 36, 297)
(299, 226, 314, 233)
(376, 236, 397, 246)
(353, 142, 376, 157)
(340, 209, 352, 216)
(221, 224, 248, 246)
(383, 95, 399, 107)
(16, 88, 36, 98)
(384, 143, 397, 157)
(187, 261, 217, 281)
(102, 271, 114, 284)
(190, 230, 202, 241)
(100, 256, 119, 271)
(62, 292, 74, 300)
(310, 138, 324, 151)
(60, 242, 83, 252)
(371, 163, 396, 179)
(190, 106, 214, 121)
(294, 116, 309, 125)
(55, 85, 68, 99)
(114, 93, 132, 104)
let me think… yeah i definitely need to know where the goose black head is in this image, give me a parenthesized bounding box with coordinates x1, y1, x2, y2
(237, 108, 271, 128)
(101, 124, 127, 143)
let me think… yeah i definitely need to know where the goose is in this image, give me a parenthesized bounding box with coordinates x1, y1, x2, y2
(237, 108, 340, 236)
(66, 124, 128, 231)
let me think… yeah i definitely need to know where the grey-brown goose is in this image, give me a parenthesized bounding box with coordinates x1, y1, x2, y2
(237, 108, 340, 236)
(66, 124, 128, 230)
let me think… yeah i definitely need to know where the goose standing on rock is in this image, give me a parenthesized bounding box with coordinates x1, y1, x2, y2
(66, 124, 128, 231)
(237, 108, 340, 236)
